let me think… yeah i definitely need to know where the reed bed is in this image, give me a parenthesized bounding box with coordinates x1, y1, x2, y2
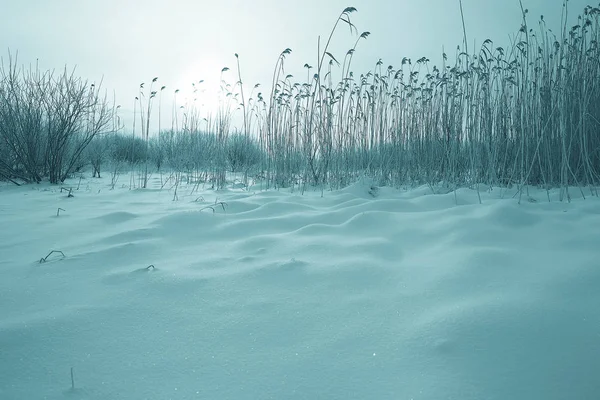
(2, 3, 599, 201)
(134, 2, 600, 199)
(247, 3, 600, 199)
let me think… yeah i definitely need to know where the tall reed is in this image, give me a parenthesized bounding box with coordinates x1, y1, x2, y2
(93, 2, 600, 199)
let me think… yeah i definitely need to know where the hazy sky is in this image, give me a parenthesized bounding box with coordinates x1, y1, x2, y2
(1, 0, 591, 132)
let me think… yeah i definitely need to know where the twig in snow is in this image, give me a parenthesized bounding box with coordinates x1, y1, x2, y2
(199, 201, 228, 214)
(39, 250, 66, 263)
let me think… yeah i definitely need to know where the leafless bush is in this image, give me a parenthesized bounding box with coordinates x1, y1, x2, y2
(0, 52, 113, 184)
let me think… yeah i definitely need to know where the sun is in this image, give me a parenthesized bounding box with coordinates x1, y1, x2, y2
(172, 57, 230, 117)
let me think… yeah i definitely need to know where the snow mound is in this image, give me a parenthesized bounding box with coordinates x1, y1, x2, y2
(1, 177, 599, 399)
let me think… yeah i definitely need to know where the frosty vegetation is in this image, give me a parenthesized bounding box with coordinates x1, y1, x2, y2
(0, 55, 112, 185)
(1, 3, 599, 200)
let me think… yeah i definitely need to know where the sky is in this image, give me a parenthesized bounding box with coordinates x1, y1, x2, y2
(1, 0, 593, 133)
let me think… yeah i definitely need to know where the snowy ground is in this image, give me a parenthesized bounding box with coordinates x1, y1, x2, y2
(1, 174, 599, 400)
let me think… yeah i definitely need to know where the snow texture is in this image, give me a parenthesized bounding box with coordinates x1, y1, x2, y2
(1, 176, 599, 399)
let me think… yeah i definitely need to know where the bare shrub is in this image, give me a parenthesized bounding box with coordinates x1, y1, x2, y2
(0, 53, 113, 184)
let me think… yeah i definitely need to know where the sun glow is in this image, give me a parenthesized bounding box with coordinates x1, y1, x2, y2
(172, 57, 230, 120)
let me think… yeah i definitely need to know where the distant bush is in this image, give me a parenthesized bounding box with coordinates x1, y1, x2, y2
(227, 133, 262, 173)
(86, 134, 112, 178)
(110, 135, 148, 165)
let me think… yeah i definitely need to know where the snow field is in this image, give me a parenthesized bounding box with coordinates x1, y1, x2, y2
(1, 176, 599, 399)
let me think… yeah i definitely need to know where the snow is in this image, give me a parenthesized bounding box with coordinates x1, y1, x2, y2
(1, 175, 599, 400)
